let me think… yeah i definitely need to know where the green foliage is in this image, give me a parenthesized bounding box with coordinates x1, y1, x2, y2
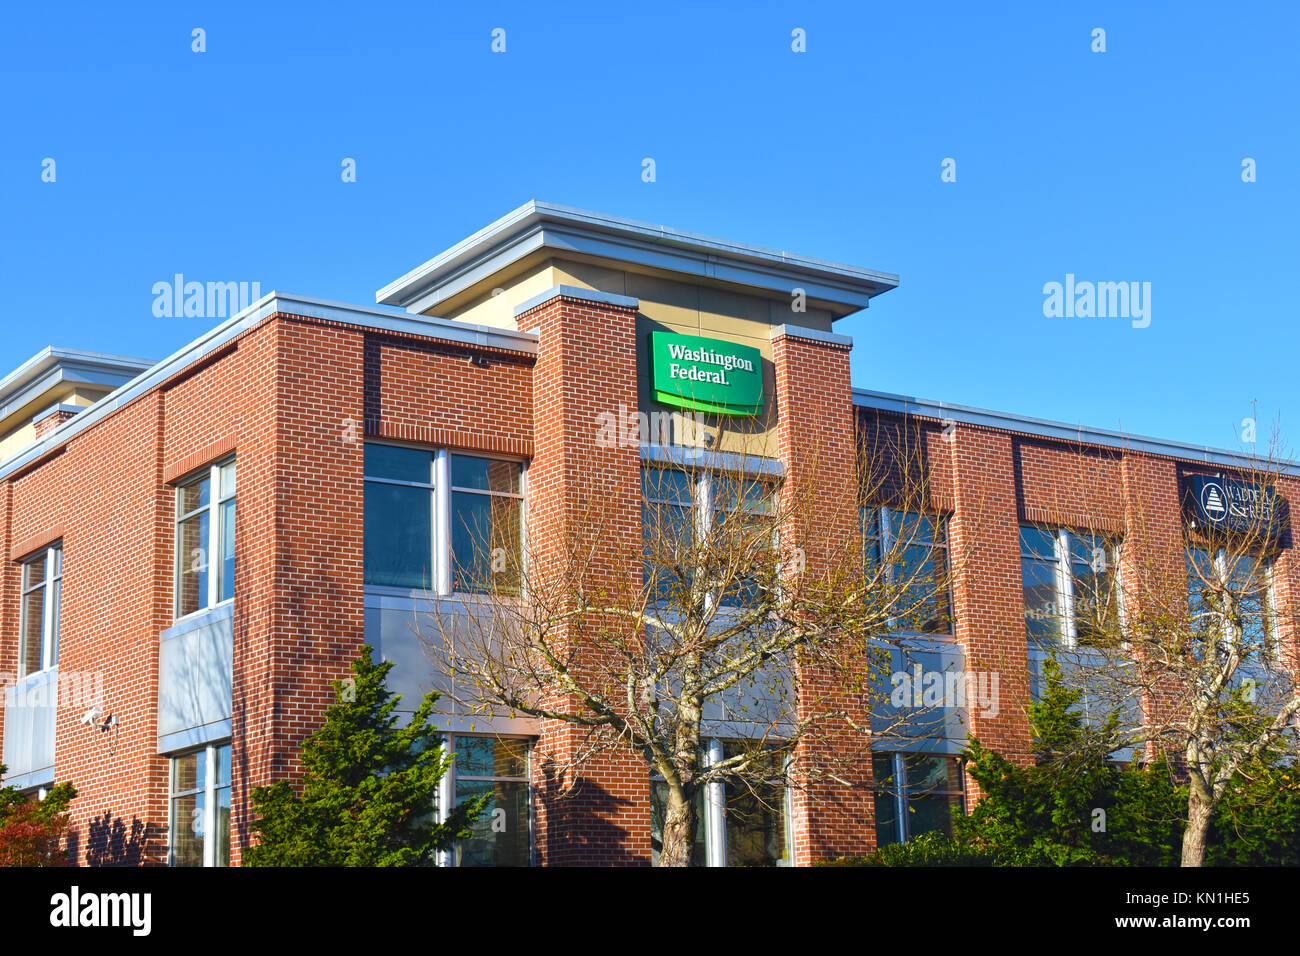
(245, 647, 484, 866)
(1206, 762, 1300, 866)
(829, 658, 1299, 866)
(0, 767, 77, 866)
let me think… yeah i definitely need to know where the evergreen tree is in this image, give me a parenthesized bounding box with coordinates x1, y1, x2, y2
(246, 647, 484, 866)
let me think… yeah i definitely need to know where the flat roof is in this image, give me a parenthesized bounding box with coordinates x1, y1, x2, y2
(0, 347, 155, 426)
(376, 200, 900, 318)
(853, 388, 1300, 477)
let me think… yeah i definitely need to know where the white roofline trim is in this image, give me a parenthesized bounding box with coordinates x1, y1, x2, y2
(377, 200, 899, 316)
(0, 293, 539, 482)
(853, 387, 1300, 476)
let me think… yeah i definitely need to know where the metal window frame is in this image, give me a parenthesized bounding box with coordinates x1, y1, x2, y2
(864, 504, 953, 636)
(364, 442, 527, 598)
(1023, 525, 1122, 650)
(880, 750, 966, 845)
(167, 740, 230, 867)
(648, 736, 792, 868)
(174, 458, 236, 621)
(18, 543, 61, 677)
(434, 732, 535, 868)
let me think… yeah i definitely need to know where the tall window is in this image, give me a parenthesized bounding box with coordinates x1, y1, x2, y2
(450, 456, 524, 594)
(872, 751, 965, 847)
(649, 739, 790, 867)
(1186, 546, 1278, 666)
(862, 506, 952, 634)
(19, 544, 62, 677)
(169, 741, 231, 867)
(1020, 525, 1120, 648)
(444, 735, 531, 867)
(641, 465, 778, 607)
(176, 460, 236, 618)
(364, 444, 524, 595)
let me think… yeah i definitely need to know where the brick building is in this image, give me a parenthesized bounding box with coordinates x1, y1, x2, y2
(0, 202, 1294, 866)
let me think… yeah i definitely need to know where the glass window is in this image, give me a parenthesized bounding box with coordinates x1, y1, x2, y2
(642, 467, 696, 602)
(1187, 546, 1278, 665)
(862, 505, 952, 634)
(169, 741, 231, 867)
(364, 445, 524, 595)
(450, 456, 523, 595)
(649, 739, 790, 867)
(721, 741, 788, 867)
(176, 460, 236, 618)
(19, 544, 62, 677)
(640, 466, 780, 607)
(364, 447, 435, 589)
(712, 474, 778, 608)
(873, 751, 964, 847)
(449, 735, 531, 867)
(1020, 525, 1120, 648)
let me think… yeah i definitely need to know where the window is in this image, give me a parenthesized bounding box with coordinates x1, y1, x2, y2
(649, 739, 790, 867)
(862, 506, 952, 633)
(872, 751, 965, 847)
(450, 456, 524, 594)
(1186, 546, 1279, 667)
(364, 445, 524, 595)
(641, 465, 778, 607)
(1020, 525, 1121, 648)
(19, 544, 61, 677)
(169, 741, 231, 867)
(175, 460, 236, 618)
(443, 735, 531, 866)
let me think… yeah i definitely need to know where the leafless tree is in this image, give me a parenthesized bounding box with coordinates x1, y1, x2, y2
(417, 413, 975, 866)
(1035, 425, 1300, 866)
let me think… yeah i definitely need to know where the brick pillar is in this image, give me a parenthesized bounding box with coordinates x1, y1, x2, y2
(515, 289, 650, 866)
(229, 316, 367, 864)
(772, 327, 874, 864)
(34, 407, 79, 440)
(1119, 454, 1194, 763)
(1271, 476, 1300, 679)
(947, 426, 1033, 786)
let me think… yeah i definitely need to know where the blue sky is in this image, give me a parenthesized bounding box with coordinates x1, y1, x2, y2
(3, 1, 1295, 454)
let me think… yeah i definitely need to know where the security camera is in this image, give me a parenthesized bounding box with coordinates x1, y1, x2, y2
(81, 706, 102, 727)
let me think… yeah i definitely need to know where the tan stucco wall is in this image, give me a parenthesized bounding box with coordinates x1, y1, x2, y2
(0, 388, 106, 462)
(442, 257, 841, 458)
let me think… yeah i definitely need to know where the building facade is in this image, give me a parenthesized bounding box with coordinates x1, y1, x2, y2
(0, 202, 1295, 866)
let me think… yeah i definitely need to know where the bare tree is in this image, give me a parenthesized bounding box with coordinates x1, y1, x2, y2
(418, 413, 973, 866)
(1036, 425, 1300, 866)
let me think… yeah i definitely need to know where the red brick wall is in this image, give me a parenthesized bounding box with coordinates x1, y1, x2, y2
(514, 293, 650, 866)
(773, 330, 876, 864)
(2, 293, 1297, 868)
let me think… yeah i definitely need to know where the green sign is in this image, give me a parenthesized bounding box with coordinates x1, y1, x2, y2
(649, 332, 763, 416)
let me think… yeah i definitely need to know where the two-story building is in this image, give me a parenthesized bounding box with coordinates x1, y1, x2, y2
(1, 201, 1295, 866)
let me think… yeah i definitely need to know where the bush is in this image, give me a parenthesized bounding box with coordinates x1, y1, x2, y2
(0, 770, 77, 867)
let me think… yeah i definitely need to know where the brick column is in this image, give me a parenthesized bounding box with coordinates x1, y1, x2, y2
(772, 326, 874, 864)
(947, 426, 1033, 782)
(515, 289, 650, 866)
(229, 316, 367, 864)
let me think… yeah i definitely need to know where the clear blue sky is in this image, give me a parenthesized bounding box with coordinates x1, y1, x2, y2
(3, 1, 1295, 454)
